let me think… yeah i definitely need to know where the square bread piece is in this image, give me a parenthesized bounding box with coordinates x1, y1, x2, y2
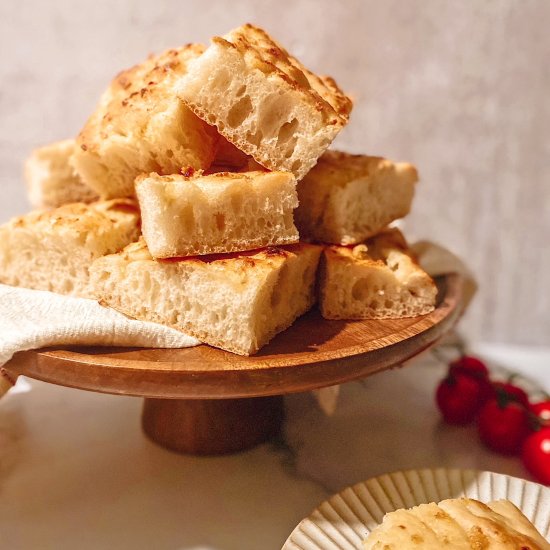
(177, 24, 352, 181)
(319, 228, 437, 320)
(363, 498, 550, 550)
(90, 239, 322, 355)
(25, 139, 98, 209)
(295, 151, 418, 245)
(72, 44, 219, 199)
(0, 200, 140, 298)
(136, 170, 299, 258)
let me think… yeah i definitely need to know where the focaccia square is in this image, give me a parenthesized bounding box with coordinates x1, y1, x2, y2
(295, 151, 417, 245)
(136, 170, 299, 258)
(177, 24, 352, 180)
(0, 200, 140, 298)
(319, 228, 437, 320)
(72, 45, 219, 199)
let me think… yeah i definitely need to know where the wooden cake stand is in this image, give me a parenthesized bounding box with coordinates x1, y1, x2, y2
(4, 274, 464, 455)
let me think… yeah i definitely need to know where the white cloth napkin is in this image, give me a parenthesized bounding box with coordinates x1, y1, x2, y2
(0, 285, 199, 396)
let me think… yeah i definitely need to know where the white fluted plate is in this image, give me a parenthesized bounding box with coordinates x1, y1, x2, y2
(282, 468, 550, 549)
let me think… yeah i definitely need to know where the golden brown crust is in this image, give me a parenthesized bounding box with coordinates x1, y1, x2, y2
(119, 238, 315, 269)
(312, 150, 418, 184)
(217, 24, 352, 124)
(364, 498, 550, 550)
(73, 43, 219, 199)
(7, 199, 139, 235)
(77, 44, 207, 155)
(325, 228, 411, 265)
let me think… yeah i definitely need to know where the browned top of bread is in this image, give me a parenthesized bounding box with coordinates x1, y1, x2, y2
(215, 23, 352, 124)
(123, 237, 308, 267)
(77, 44, 206, 155)
(364, 498, 550, 550)
(7, 199, 139, 236)
(326, 227, 410, 265)
(311, 150, 419, 186)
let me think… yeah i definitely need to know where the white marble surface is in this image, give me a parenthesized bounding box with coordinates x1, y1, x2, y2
(0, 344, 548, 549)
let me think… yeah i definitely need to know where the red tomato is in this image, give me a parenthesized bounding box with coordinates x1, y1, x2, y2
(522, 429, 550, 485)
(530, 401, 550, 427)
(492, 381, 530, 408)
(478, 399, 530, 455)
(436, 373, 486, 425)
(448, 356, 493, 405)
(450, 356, 489, 379)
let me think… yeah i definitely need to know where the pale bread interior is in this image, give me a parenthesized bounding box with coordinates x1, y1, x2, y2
(320, 228, 437, 320)
(91, 240, 322, 355)
(136, 170, 299, 258)
(177, 24, 352, 180)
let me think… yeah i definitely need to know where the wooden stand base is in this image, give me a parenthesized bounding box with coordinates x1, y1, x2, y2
(141, 396, 284, 455)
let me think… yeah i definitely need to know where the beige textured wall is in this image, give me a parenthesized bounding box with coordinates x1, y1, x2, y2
(1, 0, 549, 345)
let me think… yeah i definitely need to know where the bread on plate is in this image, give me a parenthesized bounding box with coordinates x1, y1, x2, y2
(295, 150, 417, 245)
(319, 228, 437, 320)
(72, 44, 219, 199)
(0, 200, 140, 298)
(363, 498, 550, 549)
(177, 23, 352, 180)
(90, 239, 322, 355)
(136, 170, 299, 258)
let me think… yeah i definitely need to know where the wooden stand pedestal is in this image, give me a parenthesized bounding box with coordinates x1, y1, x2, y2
(142, 396, 284, 455)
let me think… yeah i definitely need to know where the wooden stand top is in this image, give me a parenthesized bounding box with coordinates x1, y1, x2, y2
(5, 274, 464, 399)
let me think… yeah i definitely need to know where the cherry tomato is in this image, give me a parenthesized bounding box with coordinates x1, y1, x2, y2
(449, 356, 493, 404)
(530, 401, 550, 427)
(522, 429, 550, 485)
(436, 373, 486, 425)
(478, 399, 530, 455)
(492, 381, 530, 408)
(450, 356, 489, 380)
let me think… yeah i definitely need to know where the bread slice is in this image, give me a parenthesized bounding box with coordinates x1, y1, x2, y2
(136, 170, 299, 258)
(25, 139, 98, 208)
(295, 151, 418, 245)
(363, 498, 550, 549)
(319, 228, 437, 320)
(72, 44, 219, 199)
(177, 24, 352, 181)
(0, 200, 140, 298)
(90, 239, 322, 355)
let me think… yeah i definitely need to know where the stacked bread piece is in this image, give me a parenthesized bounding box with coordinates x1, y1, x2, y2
(296, 152, 437, 320)
(1, 23, 437, 355)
